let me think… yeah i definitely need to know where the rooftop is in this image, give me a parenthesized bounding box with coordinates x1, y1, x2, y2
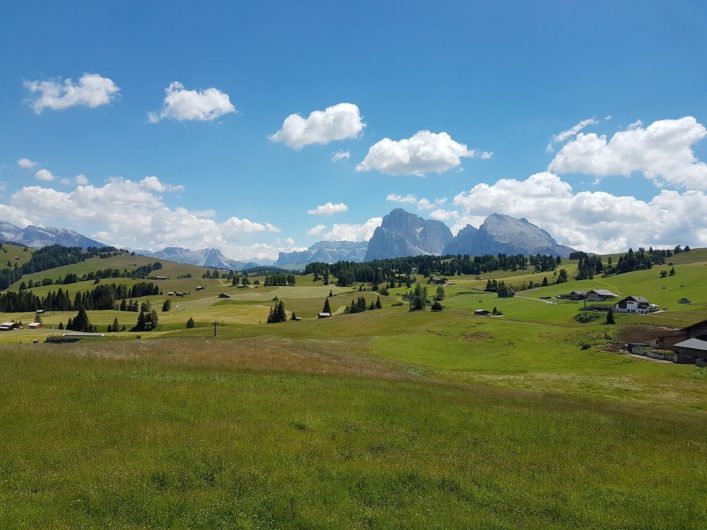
(589, 289, 618, 297)
(673, 338, 707, 352)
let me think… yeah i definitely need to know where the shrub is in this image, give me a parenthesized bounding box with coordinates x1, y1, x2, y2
(574, 312, 602, 324)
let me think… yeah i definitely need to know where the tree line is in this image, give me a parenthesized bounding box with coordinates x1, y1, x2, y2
(572, 246, 691, 279)
(0, 282, 160, 312)
(20, 245, 122, 275)
(305, 253, 562, 286)
(263, 274, 296, 286)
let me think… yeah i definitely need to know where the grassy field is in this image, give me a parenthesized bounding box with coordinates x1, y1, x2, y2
(0, 249, 706, 527)
(1, 341, 705, 529)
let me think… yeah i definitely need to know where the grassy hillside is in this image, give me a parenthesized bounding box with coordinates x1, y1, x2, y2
(0, 247, 705, 527)
(0, 242, 33, 268)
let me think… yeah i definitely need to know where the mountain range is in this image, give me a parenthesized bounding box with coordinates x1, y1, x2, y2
(443, 213, 574, 258)
(134, 247, 262, 271)
(365, 209, 453, 261)
(274, 241, 368, 269)
(0, 221, 106, 249)
(0, 209, 574, 269)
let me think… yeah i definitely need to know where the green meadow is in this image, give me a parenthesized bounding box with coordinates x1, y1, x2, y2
(1, 248, 706, 528)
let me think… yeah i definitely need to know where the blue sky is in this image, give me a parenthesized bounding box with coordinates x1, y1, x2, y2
(0, 1, 706, 260)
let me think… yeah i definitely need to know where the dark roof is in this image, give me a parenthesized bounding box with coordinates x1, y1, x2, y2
(673, 338, 707, 352)
(588, 289, 618, 297)
(618, 295, 649, 304)
(682, 319, 707, 332)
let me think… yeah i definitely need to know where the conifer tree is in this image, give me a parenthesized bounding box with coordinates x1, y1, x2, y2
(322, 298, 332, 314)
(606, 308, 615, 325)
(276, 300, 286, 322)
(435, 285, 445, 301)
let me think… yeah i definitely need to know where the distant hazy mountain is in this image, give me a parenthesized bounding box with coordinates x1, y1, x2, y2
(136, 246, 261, 270)
(0, 220, 106, 249)
(275, 241, 368, 269)
(443, 213, 574, 257)
(365, 208, 453, 260)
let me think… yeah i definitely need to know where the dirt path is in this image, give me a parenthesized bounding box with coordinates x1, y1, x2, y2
(515, 295, 557, 304)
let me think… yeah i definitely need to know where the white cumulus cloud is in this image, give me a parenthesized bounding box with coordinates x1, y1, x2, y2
(386, 193, 446, 210)
(357, 130, 489, 176)
(323, 217, 382, 242)
(140, 175, 184, 193)
(74, 174, 90, 186)
(307, 202, 348, 216)
(24, 73, 119, 113)
(270, 103, 365, 149)
(549, 116, 707, 190)
(429, 208, 459, 221)
(17, 158, 37, 169)
(149, 81, 236, 123)
(60, 174, 91, 187)
(307, 224, 326, 236)
(4, 176, 280, 259)
(546, 117, 598, 152)
(35, 168, 55, 181)
(452, 171, 707, 253)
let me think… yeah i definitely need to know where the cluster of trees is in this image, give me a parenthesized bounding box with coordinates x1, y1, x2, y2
(132, 302, 159, 331)
(132, 262, 163, 279)
(311, 269, 330, 284)
(0, 282, 160, 313)
(403, 283, 430, 312)
(20, 245, 121, 275)
(106, 318, 124, 332)
(659, 267, 676, 278)
(204, 268, 286, 281)
(117, 299, 142, 312)
(267, 300, 287, 323)
(575, 253, 605, 280)
(306, 253, 562, 286)
(22, 266, 162, 289)
(611, 248, 664, 274)
(343, 296, 382, 314)
(0, 267, 23, 290)
(496, 281, 515, 298)
(263, 274, 296, 286)
(58, 303, 159, 334)
(569, 246, 691, 279)
(65, 307, 97, 332)
(484, 279, 515, 298)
